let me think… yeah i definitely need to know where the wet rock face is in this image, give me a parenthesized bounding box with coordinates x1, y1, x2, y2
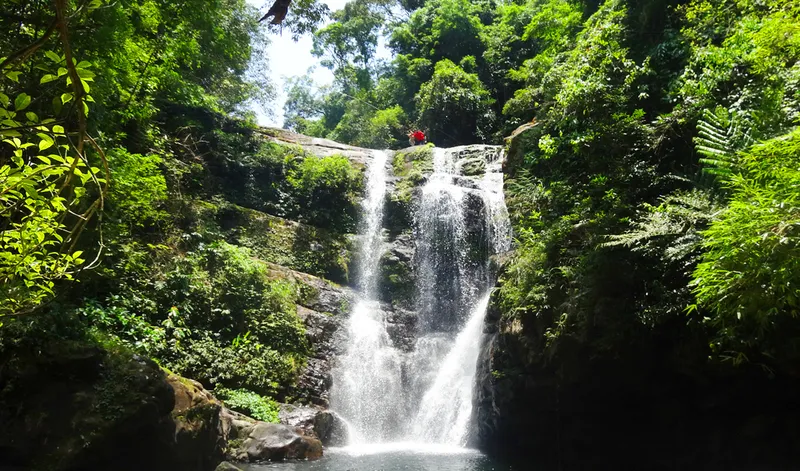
(384, 306, 418, 352)
(278, 404, 349, 446)
(378, 232, 416, 310)
(229, 422, 322, 463)
(293, 305, 345, 407)
(471, 298, 504, 449)
(0, 340, 234, 471)
(260, 262, 355, 406)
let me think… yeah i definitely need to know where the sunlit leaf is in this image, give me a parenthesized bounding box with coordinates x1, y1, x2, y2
(14, 93, 31, 111)
(45, 50, 61, 63)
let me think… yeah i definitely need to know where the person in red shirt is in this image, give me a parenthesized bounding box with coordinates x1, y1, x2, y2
(408, 130, 426, 146)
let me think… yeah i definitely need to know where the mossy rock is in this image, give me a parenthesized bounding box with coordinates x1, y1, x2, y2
(393, 145, 434, 178)
(377, 235, 416, 309)
(185, 200, 354, 285)
(0, 338, 229, 471)
(459, 155, 487, 176)
(386, 147, 433, 236)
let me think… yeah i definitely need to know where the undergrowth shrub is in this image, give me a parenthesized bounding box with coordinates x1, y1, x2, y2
(215, 387, 280, 422)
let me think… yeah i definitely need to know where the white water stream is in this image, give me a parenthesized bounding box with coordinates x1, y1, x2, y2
(330, 146, 511, 450)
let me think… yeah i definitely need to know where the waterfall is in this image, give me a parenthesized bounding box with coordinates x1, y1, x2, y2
(409, 292, 492, 444)
(408, 146, 511, 445)
(330, 150, 405, 443)
(331, 145, 511, 449)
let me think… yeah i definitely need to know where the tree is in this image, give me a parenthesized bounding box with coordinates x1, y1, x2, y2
(416, 59, 494, 146)
(312, 0, 386, 91)
(283, 75, 324, 132)
(1, 0, 108, 316)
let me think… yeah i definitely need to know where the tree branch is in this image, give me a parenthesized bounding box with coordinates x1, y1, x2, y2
(0, 18, 57, 72)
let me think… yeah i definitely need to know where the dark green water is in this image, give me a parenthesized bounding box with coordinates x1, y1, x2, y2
(240, 443, 515, 471)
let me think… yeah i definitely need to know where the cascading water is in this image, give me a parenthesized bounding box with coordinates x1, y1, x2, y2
(330, 145, 511, 449)
(329, 150, 405, 443)
(408, 146, 511, 445)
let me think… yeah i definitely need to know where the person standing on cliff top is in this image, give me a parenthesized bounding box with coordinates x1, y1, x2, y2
(408, 130, 426, 146)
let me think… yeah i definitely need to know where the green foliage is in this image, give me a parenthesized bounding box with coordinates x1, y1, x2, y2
(312, 0, 386, 90)
(283, 75, 325, 132)
(1, 32, 105, 316)
(81, 0, 271, 123)
(365, 105, 409, 149)
(694, 107, 754, 180)
(106, 149, 168, 231)
(83, 241, 308, 396)
(416, 59, 495, 146)
(499, 0, 584, 123)
(604, 190, 722, 265)
(215, 387, 280, 422)
(494, 0, 800, 379)
(692, 129, 800, 364)
(285, 153, 363, 229)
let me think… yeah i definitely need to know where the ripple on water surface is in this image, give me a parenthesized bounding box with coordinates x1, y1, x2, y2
(239, 443, 515, 471)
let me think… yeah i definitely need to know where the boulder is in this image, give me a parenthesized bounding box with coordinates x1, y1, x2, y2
(313, 410, 350, 446)
(166, 374, 226, 469)
(279, 403, 319, 435)
(0, 340, 224, 471)
(228, 422, 323, 462)
(278, 404, 349, 446)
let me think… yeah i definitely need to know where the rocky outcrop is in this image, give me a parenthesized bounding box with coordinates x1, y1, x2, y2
(0, 340, 206, 471)
(187, 200, 354, 284)
(263, 263, 355, 406)
(167, 374, 226, 469)
(226, 421, 322, 463)
(0, 339, 324, 471)
(474, 258, 800, 471)
(378, 232, 416, 309)
(259, 127, 372, 168)
(279, 403, 349, 446)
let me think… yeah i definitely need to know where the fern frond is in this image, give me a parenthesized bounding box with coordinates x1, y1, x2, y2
(603, 190, 722, 265)
(694, 106, 754, 181)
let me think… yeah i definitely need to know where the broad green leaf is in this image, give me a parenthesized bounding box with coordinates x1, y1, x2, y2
(14, 93, 31, 111)
(40, 74, 58, 84)
(39, 139, 53, 151)
(61, 93, 73, 104)
(45, 50, 61, 63)
(26, 112, 38, 122)
(52, 125, 65, 134)
(77, 69, 96, 80)
(0, 93, 8, 108)
(5, 71, 21, 83)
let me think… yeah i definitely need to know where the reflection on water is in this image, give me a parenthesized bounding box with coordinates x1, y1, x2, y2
(240, 443, 515, 471)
